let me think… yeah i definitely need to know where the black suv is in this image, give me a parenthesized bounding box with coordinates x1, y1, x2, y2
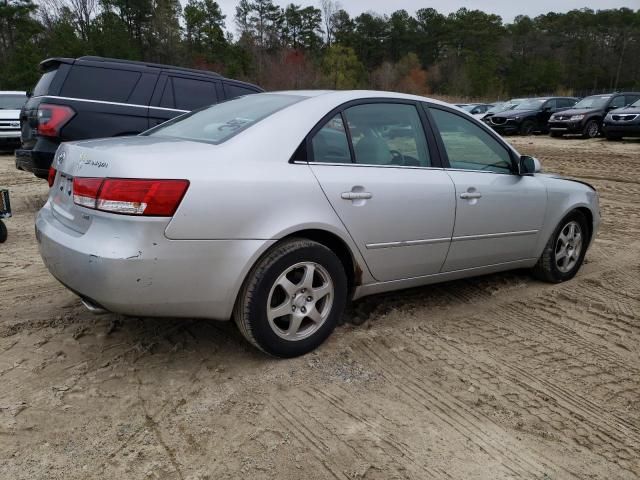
(16, 56, 263, 179)
(602, 97, 640, 140)
(484, 97, 578, 135)
(548, 92, 640, 139)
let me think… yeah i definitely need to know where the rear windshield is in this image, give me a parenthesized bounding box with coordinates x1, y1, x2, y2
(33, 70, 57, 97)
(0, 94, 26, 109)
(146, 94, 303, 144)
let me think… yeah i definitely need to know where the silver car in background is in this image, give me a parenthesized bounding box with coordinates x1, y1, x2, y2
(36, 91, 600, 357)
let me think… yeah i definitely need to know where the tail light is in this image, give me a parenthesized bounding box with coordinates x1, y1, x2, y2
(47, 167, 57, 187)
(37, 104, 75, 137)
(72, 178, 189, 216)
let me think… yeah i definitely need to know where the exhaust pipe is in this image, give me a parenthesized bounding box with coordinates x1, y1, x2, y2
(81, 297, 109, 315)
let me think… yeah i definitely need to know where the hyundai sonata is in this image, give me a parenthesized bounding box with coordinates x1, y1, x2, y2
(36, 91, 600, 357)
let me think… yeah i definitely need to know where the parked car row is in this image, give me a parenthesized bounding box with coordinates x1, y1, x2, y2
(463, 92, 640, 140)
(15, 56, 263, 179)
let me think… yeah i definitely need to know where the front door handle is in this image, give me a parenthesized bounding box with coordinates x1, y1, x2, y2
(341, 192, 372, 200)
(460, 192, 482, 200)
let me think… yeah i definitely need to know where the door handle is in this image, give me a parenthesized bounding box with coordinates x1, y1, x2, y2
(460, 192, 482, 200)
(341, 192, 372, 200)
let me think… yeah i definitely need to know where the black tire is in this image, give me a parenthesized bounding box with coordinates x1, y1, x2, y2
(582, 120, 599, 139)
(519, 120, 535, 136)
(549, 131, 563, 138)
(234, 238, 348, 358)
(532, 211, 589, 283)
(0, 220, 6, 243)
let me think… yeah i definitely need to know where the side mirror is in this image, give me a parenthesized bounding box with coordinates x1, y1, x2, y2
(519, 155, 541, 175)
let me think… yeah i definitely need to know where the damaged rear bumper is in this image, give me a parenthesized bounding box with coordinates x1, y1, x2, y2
(35, 203, 274, 320)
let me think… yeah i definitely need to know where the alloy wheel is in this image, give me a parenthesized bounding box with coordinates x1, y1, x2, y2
(266, 262, 334, 341)
(555, 220, 583, 273)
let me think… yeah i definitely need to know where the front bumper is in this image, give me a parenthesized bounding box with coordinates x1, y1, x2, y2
(548, 120, 584, 134)
(0, 130, 20, 139)
(602, 123, 640, 137)
(36, 203, 274, 320)
(486, 122, 520, 134)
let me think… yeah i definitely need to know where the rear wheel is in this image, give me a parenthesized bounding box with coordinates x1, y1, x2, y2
(520, 120, 535, 136)
(533, 211, 589, 283)
(582, 120, 600, 139)
(234, 238, 348, 357)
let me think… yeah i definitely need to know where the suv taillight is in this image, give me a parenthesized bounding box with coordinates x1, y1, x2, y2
(72, 178, 189, 216)
(47, 167, 57, 187)
(37, 104, 75, 137)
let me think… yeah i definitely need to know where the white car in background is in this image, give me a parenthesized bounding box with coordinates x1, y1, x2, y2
(456, 103, 496, 120)
(0, 91, 26, 149)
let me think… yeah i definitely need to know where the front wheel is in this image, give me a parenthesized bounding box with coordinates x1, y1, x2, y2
(519, 120, 535, 136)
(234, 238, 348, 357)
(582, 120, 600, 139)
(532, 211, 589, 283)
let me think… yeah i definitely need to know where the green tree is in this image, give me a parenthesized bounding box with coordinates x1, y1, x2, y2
(321, 44, 365, 89)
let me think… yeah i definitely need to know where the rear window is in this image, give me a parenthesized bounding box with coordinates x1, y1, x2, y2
(33, 70, 57, 97)
(60, 65, 141, 102)
(0, 94, 26, 109)
(146, 94, 303, 144)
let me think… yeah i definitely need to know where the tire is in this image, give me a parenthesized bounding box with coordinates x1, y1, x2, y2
(532, 211, 589, 283)
(582, 120, 599, 139)
(234, 238, 348, 358)
(549, 131, 563, 138)
(519, 120, 535, 136)
(0, 220, 6, 243)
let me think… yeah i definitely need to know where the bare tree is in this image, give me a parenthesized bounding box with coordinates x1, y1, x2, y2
(69, 0, 97, 41)
(319, 0, 338, 46)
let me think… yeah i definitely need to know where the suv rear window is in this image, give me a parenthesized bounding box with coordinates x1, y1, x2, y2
(146, 94, 302, 144)
(60, 65, 141, 102)
(33, 70, 57, 97)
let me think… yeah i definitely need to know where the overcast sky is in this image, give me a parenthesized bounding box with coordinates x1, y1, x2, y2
(212, 0, 638, 35)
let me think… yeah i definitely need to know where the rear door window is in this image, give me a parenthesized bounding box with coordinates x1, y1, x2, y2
(60, 66, 141, 102)
(171, 77, 218, 110)
(224, 83, 258, 100)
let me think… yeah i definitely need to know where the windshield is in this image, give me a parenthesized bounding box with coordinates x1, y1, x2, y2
(513, 99, 545, 111)
(573, 96, 610, 109)
(459, 105, 477, 112)
(0, 94, 26, 110)
(146, 94, 303, 144)
(632, 99, 640, 108)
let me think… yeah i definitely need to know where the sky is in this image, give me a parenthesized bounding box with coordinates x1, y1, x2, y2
(212, 0, 639, 35)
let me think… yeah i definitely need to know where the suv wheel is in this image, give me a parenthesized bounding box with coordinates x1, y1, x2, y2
(533, 211, 589, 283)
(234, 238, 348, 357)
(582, 120, 599, 139)
(519, 120, 535, 135)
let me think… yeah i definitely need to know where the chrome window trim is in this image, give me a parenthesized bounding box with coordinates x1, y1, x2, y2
(305, 161, 446, 171)
(35, 95, 189, 113)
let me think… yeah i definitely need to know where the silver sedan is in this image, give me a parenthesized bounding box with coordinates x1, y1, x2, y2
(36, 91, 600, 357)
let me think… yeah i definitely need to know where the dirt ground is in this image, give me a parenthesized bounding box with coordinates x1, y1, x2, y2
(1, 136, 639, 480)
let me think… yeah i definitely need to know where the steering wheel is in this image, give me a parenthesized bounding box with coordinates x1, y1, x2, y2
(389, 149, 405, 165)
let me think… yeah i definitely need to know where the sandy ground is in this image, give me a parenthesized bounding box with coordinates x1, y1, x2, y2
(0, 136, 639, 480)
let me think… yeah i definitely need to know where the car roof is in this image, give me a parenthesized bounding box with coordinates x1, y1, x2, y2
(265, 90, 454, 109)
(40, 56, 223, 78)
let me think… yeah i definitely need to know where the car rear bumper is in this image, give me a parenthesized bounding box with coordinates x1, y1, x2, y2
(35, 202, 274, 320)
(15, 148, 55, 179)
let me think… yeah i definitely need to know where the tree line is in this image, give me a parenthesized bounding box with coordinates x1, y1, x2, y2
(1, 0, 639, 99)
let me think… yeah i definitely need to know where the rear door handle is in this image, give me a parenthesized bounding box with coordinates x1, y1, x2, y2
(341, 192, 372, 200)
(460, 192, 482, 199)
